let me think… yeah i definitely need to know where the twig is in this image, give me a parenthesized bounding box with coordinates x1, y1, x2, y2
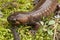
(10, 26, 20, 40)
(53, 22, 58, 40)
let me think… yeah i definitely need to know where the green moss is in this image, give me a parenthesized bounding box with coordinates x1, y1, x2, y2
(0, 0, 60, 40)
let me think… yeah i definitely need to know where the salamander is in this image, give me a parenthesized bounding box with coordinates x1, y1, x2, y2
(7, 0, 58, 40)
(7, 0, 57, 29)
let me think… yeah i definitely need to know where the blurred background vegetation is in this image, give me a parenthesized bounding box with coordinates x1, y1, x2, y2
(0, 0, 60, 40)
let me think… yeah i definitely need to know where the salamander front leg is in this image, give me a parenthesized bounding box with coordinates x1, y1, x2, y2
(29, 22, 40, 35)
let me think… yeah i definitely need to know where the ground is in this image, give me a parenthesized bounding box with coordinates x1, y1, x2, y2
(0, 0, 60, 40)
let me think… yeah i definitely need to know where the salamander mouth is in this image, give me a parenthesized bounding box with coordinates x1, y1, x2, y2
(9, 19, 20, 25)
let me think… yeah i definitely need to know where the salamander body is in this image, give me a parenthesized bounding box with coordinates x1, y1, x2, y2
(7, 0, 57, 29)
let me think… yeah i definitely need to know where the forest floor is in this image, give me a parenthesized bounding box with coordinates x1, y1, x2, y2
(0, 0, 60, 40)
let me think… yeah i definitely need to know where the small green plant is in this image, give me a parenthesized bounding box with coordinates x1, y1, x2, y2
(0, 0, 60, 40)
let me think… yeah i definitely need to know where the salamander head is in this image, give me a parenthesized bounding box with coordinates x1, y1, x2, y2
(7, 12, 29, 26)
(7, 13, 20, 25)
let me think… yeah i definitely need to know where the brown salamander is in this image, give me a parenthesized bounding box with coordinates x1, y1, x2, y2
(7, 0, 58, 40)
(7, 0, 57, 29)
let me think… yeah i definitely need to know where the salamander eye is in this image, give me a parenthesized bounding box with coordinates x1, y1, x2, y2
(12, 18, 16, 21)
(7, 16, 16, 23)
(10, 18, 17, 24)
